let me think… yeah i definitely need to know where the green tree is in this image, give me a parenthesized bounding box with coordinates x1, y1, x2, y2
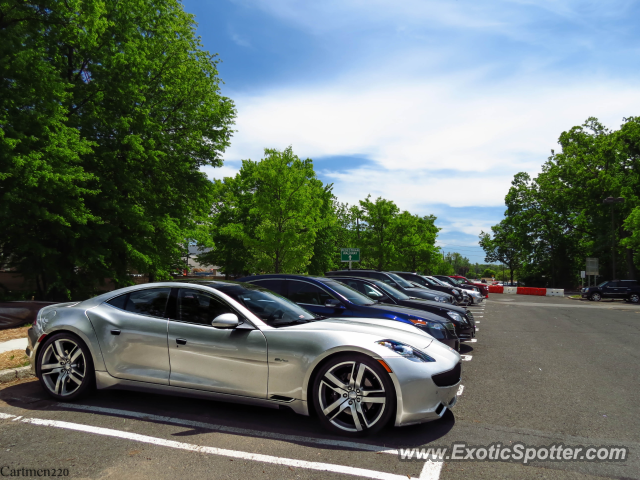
(358, 196, 400, 270)
(479, 220, 524, 284)
(482, 268, 496, 278)
(390, 213, 439, 272)
(0, 0, 235, 299)
(207, 147, 328, 275)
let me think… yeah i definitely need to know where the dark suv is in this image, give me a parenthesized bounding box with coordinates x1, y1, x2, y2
(582, 280, 640, 303)
(326, 270, 457, 304)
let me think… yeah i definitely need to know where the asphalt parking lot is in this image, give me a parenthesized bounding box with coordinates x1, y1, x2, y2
(1, 296, 639, 479)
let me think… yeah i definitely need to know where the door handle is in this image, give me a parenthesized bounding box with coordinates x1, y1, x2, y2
(111, 329, 121, 336)
(176, 338, 187, 345)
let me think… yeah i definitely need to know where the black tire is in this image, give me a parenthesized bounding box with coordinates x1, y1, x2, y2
(590, 293, 601, 302)
(312, 353, 396, 436)
(630, 293, 640, 304)
(36, 332, 95, 401)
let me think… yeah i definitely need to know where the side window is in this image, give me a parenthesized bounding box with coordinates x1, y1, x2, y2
(250, 279, 286, 296)
(606, 281, 619, 287)
(106, 294, 128, 310)
(125, 288, 171, 317)
(363, 284, 385, 299)
(177, 289, 234, 325)
(288, 281, 333, 305)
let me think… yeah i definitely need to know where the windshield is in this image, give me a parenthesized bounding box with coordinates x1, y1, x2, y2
(324, 280, 376, 306)
(370, 280, 411, 300)
(428, 276, 451, 288)
(441, 277, 459, 285)
(387, 272, 414, 288)
(215, 284, 319, 327)
(597, 281, 609, 287)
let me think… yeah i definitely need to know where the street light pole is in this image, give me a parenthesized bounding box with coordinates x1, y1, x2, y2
(602, 197, 625, 279)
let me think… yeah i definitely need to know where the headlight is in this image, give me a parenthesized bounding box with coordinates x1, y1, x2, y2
(446, 311, 462, 323)
(376, 339, 435, 363)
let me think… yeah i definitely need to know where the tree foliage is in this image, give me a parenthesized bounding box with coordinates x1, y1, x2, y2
(481, 117, 640, 288)
(0, 0, 235, 299)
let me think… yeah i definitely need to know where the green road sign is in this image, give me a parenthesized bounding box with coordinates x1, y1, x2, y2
(341, 248, 360, 262)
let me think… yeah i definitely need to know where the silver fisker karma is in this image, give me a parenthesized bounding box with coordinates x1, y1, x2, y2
(27, 281, 461, 436)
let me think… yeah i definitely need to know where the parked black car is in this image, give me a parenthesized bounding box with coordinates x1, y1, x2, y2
(325, 270, 457, 304)
(582, 280, 640, 303)
(333, 276, 476, 342)
(391, 272, 468, 305)
(237, 274, 461, 350)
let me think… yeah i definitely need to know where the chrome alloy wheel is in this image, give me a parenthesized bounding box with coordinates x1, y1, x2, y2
(318, 360, 387, 432)
(630, 293, 640, 304)
(40, 338, 86, 396)
(591, 292, 602, 302)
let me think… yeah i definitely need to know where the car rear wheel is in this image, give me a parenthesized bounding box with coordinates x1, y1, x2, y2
(312, 354, 396, 436)
(630, 293, 640, 304)
(36, 333, 94, 401)
(590, 292, 601, 302)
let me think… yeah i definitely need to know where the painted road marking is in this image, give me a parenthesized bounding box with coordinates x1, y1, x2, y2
(419, 458, 443, 480)
(475, 321, 480, 324)
(461, 355, 472, 361)
(57, 403, 399, 455)
(4, 414, 416, 480)
(463, 339, 477, 343)
(457, 385, 464, 396)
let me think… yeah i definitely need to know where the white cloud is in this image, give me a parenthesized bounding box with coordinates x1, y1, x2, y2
(223, 73, 640, 203)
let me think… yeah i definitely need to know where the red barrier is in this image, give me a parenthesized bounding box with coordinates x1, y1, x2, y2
(488, 285, 504, 294)
(517, 287, 526, 295)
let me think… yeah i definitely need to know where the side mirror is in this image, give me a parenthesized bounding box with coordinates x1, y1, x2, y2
(324, 299, 344, 309)
(211, 313, 239, 329)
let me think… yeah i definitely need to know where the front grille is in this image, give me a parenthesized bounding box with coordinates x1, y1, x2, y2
(432, 362, 461, 387)
(445, 322, 456, 335)
(465, 311, 475, 325)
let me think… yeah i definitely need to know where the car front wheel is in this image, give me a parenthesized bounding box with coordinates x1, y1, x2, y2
(312, 354, 396, 436)
(36, 333, 94, 401)
(630, 293, 640, 304)
(590, 292, 602, 302)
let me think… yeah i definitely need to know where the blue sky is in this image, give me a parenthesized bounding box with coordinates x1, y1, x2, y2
(191, 0, 640, 263)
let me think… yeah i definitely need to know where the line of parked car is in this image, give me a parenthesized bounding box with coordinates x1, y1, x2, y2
(25, 270, 488, 437)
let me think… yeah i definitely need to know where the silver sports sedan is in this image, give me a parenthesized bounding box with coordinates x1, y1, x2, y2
(27, 281, 461, 436)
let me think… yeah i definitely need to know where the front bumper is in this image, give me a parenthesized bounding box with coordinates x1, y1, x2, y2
(455, 325, 475, 341)
(26, 327, 39, 375)
(385, 356, 461, 427)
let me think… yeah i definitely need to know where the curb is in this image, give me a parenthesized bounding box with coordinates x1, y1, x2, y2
(0, 366, 33, 383)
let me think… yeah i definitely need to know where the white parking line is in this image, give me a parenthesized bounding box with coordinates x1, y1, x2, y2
(475, 321, 480, 324)
(5, 414, 415, 480)
(57, 403, 399, 455)
(457, 385, 464, 396)
(460, 355, 472, 361)
(475, 328, 479, 332)
(419, 458, 443, 480)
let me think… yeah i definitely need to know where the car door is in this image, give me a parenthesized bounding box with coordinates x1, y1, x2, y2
(167, 287, 268, 398)
(88, 288, 171, 384)
(602, 281, 619, 298)
(286, 279, 349, 316)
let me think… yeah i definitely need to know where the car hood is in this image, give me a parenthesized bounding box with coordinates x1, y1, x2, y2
(396, 298, 467, 315)
(285, 317, 434, 348)
(405, 287, 452, 299)
(285, 317, 435, 348)
(363, 303, 447, 322)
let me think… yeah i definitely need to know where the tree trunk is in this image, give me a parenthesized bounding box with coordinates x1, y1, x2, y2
(626, 248, 637, 280)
